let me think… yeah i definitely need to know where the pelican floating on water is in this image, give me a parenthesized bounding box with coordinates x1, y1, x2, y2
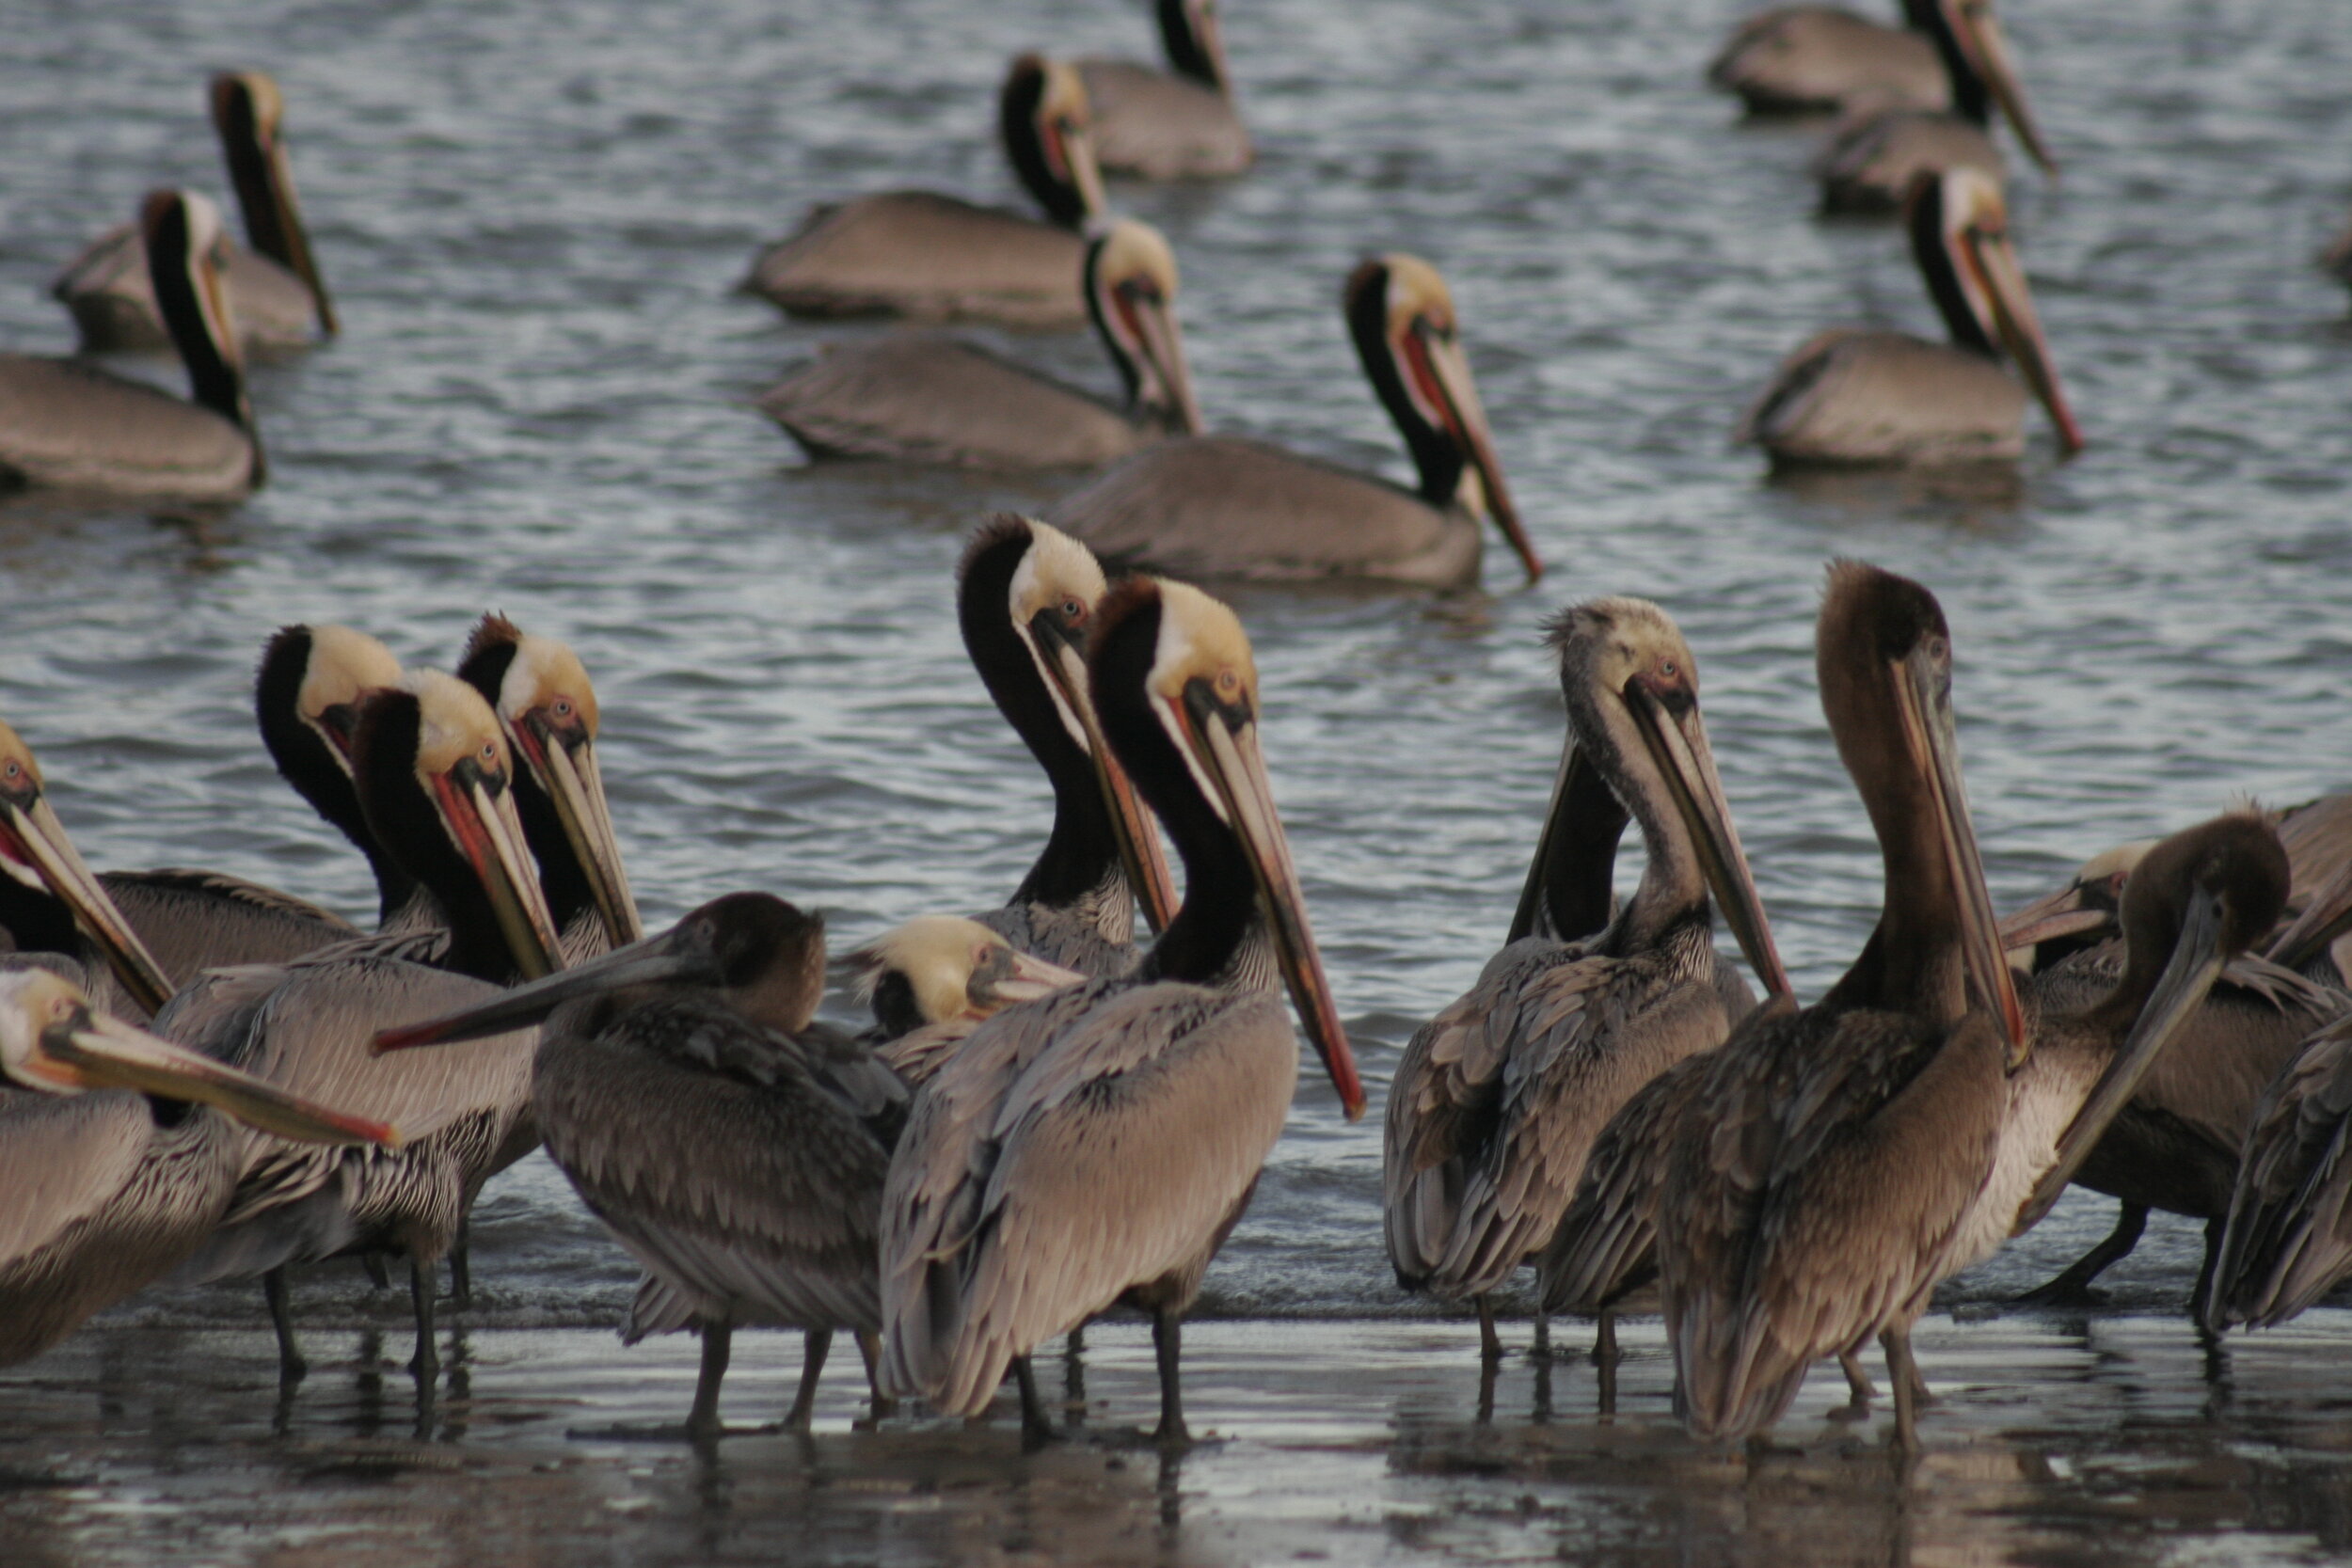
(1, 190, 262, 501)
(1075, 0, 1252, 178)
(881, 577, 1363, 1442)
(1708, 3, 1950, 119)
(1743, 167, 2081, 467)
(1053, 254, 1542, 587)
(742, 55, 1107, 327)
(759, 218, 1200, 467)
(54, 71, 335, 355)
(1385, 599, 1790, 1363)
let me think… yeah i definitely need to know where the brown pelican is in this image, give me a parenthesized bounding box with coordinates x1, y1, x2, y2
(252, 624, 419, 929)
(1708, 4, 1950, 118)
(1384, 599, 1791, 1364)
(2205, 1002, 2352, 1329)
(0, 967, 394, 1367)
(1743, 168, 2082, 467)
(759, 218, 1200, 468)
(376, 893, 908, 1435)
(54, 71, 336, 355)
(1657, 561, 2026, 1449)
(1811, 0, 2055, 213)
(1052, 254, 1543, 587)
(881, 577, 1363, 1442)
(742, 55, 1107, 327)
(1075, 0, 1252, 178)
(850, 916, 1084, 1085)
(1, 190, 262, 501)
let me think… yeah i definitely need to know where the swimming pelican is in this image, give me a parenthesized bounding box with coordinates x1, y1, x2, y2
(850, 916, 1085, 1085)
(54, 71, 336, 355)
(742, 55, 1107, 327)
(1, 190, 262, 501)
(375, 893, 908, 1435)
(1385, 599, 1791, 1364)
(0, 967, 394, 1367)
(1053, 254, 1543, 587)
(1075, 0, 1252, 178)
(1743, 167, 2081, 467)
(759, 218, 1201, 467)
(1812, 0, 2055, 213)
(1708, 3, 1949, 118)
(1657, 560, 2025, 1449)
(881, 577, 1363, 1443)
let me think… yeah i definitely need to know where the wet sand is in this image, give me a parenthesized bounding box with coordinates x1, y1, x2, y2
(7, 1310, 2352, 1566)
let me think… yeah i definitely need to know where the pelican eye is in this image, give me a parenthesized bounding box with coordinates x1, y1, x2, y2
(1059, 597, 1088, 624)
(551, 696, 574, 720)
(1215, 669, 1241, 698)
(1925, 635, 1948, 663)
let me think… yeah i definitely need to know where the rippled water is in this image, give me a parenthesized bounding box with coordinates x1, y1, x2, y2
(2, 0, 2350, 1340)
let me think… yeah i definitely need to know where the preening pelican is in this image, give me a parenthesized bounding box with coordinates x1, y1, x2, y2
(1708, 3, 1949, 118)
(850, 916, 1085, 1085)
(1053, 254, 1542, 587)
(1075, 0, 1253, 178)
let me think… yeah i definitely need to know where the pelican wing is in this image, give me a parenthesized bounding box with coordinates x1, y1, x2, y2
(2210, 1016, 2352, 1326)
(758, 335, 1137, 468)
(1538, 1049, 1710, 1314)
(103, 867, 354, 979)
(0, 1091, 155, 1270)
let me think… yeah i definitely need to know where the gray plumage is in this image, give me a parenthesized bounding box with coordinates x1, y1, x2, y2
(742, 194, 1089, 328)
(1816, 110, 2004, 212)
(54, 229, 318, 356)
(1074, 59, 1250, 178)
(103, 867, 355, 980)
(977, 877, 1138, 981)
(0, 354, 254, 501)
(1744, 329, 2027, 467)
(1708, 7, 1948, 116)
(2210, 1014, 2352, 1326)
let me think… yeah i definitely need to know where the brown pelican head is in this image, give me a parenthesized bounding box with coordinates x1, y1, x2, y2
(1545, 599, 1792, 998)
(1088, 577, 1364, 1118)
(1343, 255, 1542, 585)
(1086, 219, 1202, 436)
(1908, 168, 2083, 456)
(1157, 0, 1234, 95)
(256, 624, 414, 923)
(2017, 813, 2290, 1231)
(0, 721, 177, 1018)
(1997, 837, 2148, 968)
(0, 967, 397, 1144)
(1908, 0, 2056, 174)
(352, 671, 563, 983)
(1816, 560, 2026, 1059)
(1000, 55, 1107, 229)
(458, 616, 642, 953)
(850, 915, 1085, 1037)
(209, 70, 336, 335)
(141, 189, 262, 475)
(960, 515, 1179, 935)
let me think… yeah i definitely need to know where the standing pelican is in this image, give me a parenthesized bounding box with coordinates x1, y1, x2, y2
(759, 218, 1200, 467)
(882, 578, 1364, 1442)
(1, 190, 262, 501)
(0, 968, 394, 1367)
(54, 71, 336, 354)
(375, 894, 907, 1435)
(1708, 4, 1949, 118)
(2205, 1004, 2352, 1329)
(1658, 561, 2026, 1449)
(1744, 168, 2082, 467)
(1385, 600, 1791, 1363)
(1812, 0, 2055, 212)
(850, 916, 1085, 1085)
(742, 55, 1107, 327)
(1075, 0, 1252, 178)
(1053, 254, 1543, 587)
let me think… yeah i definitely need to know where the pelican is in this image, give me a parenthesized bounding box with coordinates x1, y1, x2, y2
(252, 624, 418, 929)
(1708, 4, 1949, 118)
(0, 968, 394, 1367)
(54, 71, 336, 355)
(850, 916, 1084, 1085)
(375, 893, 908, 1435)
(1657, 561, 2026, 1449)
(881, 577, 1364, 1443)
(1052, 254, 1543, 587)
(1384, 599, 1792, 1364)
(742, 55, 1107, 327)
(1743, 168, 2081, 467)
(1075, 0, 1252, 178)
(758, 218, 1201, 467)
(2205, 1000, 2352, 1329)
(1, 190, 262, 501)
(1811, 0, 2055, 213)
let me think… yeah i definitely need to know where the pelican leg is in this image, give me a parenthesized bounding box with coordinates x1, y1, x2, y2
(1068, 1323, 1086, 1354)
(449, 1218, 473, 1310)
(1591, 1308, 1617, 1370)
(688, 1323, 731, 1439)
(406, 1257, 438, 1380)
(785, 1328, 833, 1431)
(1881, 1329, 1924, 1449)
(2190, 1217, 2224, 1327)
(855, 1330, 897, 1420)
(2014, 1203, 2147, 1306)
(1152, 1306, 1189, 1446)
(263, 1268, 307, 1381)
(359, 1252, 390, 1291)
(1531, 1310, 1551, 1363)
(1827, 1348, 1876, 1422)
(1014, 1355, 1057, 1445)
(1476, 1295, 1502, 1364)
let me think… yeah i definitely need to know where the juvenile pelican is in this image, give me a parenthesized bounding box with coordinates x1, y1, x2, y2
(1812, 0, 2055, 212)
(375, 894, 907, 1435)
(850, 916, 1084, 1085)
(1708, 4, 1949, 118)
(760, 218, 1201, 467)
(1658, 561, 2026, 1449)
(1053, 254, 1542, 587)
(54, 71, 336, 354)
(1743, 168, 2081, 467)
(1385, 600, 1791, 1363)
(881, 578, 1363, 1443)
(1, 190, 262, 501)
(1075, 0, 1253, 178)
(742, 55, 1107, 327)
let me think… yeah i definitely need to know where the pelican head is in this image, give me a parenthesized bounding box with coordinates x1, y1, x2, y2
(1001, 54, 1107, 228)
(209, 70, 335, 334)
(850, 915, 1085, 1037)
(1908, 168, 2082, 455)
(459, 615, 642, 950)
(262, 624, 404, 778)
(140, 189, 261, 468)
(0, 721, 176, 1018)
(1158, 0, 1233, 94)
(1086, 219, 1202, 436)
(1914, 0, 2055, 174)
(1998, 837, 2149, 964)
(1343, 254, 1541, 584)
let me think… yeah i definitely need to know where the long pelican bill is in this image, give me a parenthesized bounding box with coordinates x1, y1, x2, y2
(1505, 740, 1627, 945)
(507, 717, 643, 949)
(1963, 220, 2084, 455)
(1133, 287, 1204, 436)
(1948, 0, 2057, 177)
(0, 794, 176, 1017)
(375, 929, 702, 1053)
(1414, 324, 1542, 585)
(1175, 678, 1364, 1119)
(1035, 617, 1181, 934)
(428, 766, 563, 982)
(50, 999, 397, 1146)
(1997, 882, 2117, 957)
(993, 947, 1088, 1005)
